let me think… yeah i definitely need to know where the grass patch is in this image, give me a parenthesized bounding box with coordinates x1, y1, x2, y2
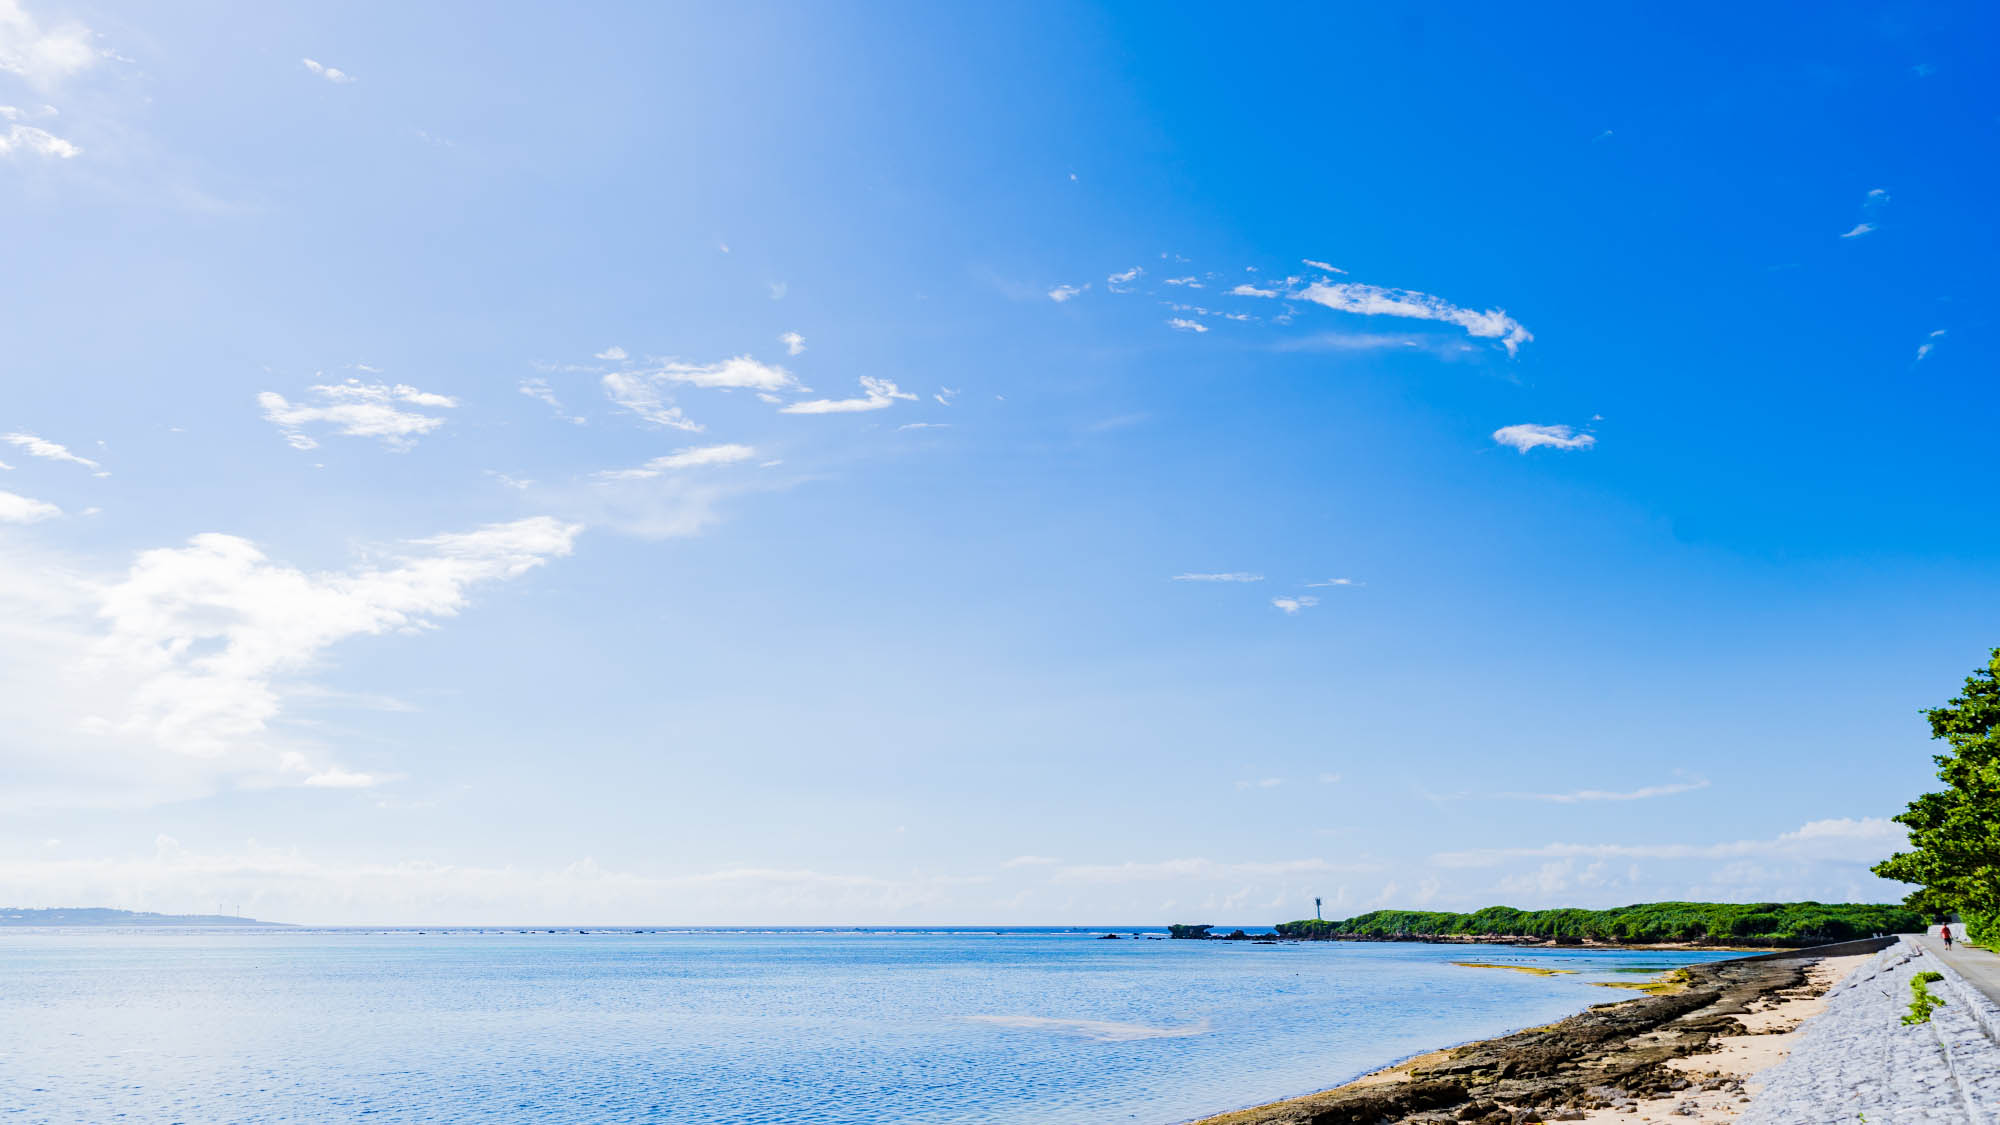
(1904, 971, 1947, 1025)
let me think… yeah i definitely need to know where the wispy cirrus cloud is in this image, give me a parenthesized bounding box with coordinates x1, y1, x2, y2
(1492, 423, 1594, 453)
(1048, 283, 1085, 302)
(301, 58, 354, 84)
(602, 372, 703, 432)
(1916, 329, 1946, 362)
(1496, 777, 1710, 804)
(3, 431, 101, 472)
(1432, 816, 1904, 868)
(518, 378, 585, 425)
(1271, 595, 1318, 614)
(780, 376, 916, 414)
(1287, 281, 1532, 356)
(1172, 572, 1263, 582)
(258, 380, 458, 451)
(642, 356, 801, 393)
(592, 443, 757, 481)
(1050, 856, 1379, 883)
(1839, 188, 1889, 239)
(601, 354, 804, 429)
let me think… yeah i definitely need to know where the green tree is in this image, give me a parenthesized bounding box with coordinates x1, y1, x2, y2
(1874, 649, 2000, 941)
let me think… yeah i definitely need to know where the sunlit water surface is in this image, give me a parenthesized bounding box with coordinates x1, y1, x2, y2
(0, 928, 1734, 1124)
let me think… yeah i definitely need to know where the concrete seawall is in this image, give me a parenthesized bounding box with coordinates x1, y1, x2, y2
(1741, 936, 2000, 1123)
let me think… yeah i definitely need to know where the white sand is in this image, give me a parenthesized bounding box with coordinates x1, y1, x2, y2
(1564, 953, 1869, 1124)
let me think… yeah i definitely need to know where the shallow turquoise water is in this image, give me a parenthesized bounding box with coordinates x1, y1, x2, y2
(0, 929, 1732, 1124)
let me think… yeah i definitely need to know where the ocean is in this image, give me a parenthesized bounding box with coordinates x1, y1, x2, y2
(0, 928, 1734, 1124)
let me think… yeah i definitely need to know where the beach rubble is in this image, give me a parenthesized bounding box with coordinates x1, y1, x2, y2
(1193, 951, 1861, 1125)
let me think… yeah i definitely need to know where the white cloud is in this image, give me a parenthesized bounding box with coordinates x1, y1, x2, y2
(780, 376, 916, 415)
(0, 121, 75, 157)
(300, 58, 354, 84)
(2, 432, 99, 471)
(768, 281, 787, 300)
(934, 387, 959, 406)
(1172, 572, 1263, 582)
(1492, 423, 1595, 453)
(1230, 283, 1279, 297)
(258, 381, 458, 451)
(651, 355, 800, 392)
(601, 372, 703, 432)
(1048, 283, 1085, 302)
(1294, 281, 1533, 355)
(1432, 816, 1906, 868)
(518, 378, 585, 425)
(1499, 778, 1710, 804)
(1301, 259, 1344, 273)
(1839, 222, 1875, 239)
(592, 443, 757, 481)
(1271, 595, 1319, 614)
(0, 489, 59, 522)
(1163, 276, 1201, 287)
(1107, 266, 1142, 292)
(0, 842, 1015, 926)
(84, 516, 581, 762)
(302, 767, 378, 789)
(1050, 857, 1375, 883)
(898, 422, 950, 431)
(1917, 329, 1946, 362)
(593, 346, 627, 360)
(1305, 577, 1358, 587)
(0, 0, 98, 87)
(1168, 318, 1207, 332)
(780, 331, 805, 356)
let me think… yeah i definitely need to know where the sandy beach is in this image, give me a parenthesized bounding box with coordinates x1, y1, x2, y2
(1193, 950, 1870, 1125)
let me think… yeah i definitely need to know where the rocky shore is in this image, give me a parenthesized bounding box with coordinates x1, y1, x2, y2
(1191, 946, 1878, 1125)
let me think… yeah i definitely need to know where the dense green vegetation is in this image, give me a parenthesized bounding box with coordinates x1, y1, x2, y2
(1874, 648, 2000, 943)
(1273, 901, 1921, 946)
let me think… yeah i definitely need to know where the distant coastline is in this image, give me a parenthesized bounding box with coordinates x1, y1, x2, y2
(1171, 900, 1923, 950)
(0, 907, 279, 927)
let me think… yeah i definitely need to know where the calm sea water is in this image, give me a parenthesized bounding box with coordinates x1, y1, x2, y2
(0, 928, 1733, 1124)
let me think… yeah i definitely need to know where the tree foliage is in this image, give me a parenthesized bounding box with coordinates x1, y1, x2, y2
(1274, 901, 1918, 946)
(1873, 648, 2000, 940)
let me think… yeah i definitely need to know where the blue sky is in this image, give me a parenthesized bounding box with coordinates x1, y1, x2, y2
(2, 1, 1995, 924)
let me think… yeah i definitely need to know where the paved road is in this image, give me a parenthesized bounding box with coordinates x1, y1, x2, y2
(1914, 931, 2000, 1007)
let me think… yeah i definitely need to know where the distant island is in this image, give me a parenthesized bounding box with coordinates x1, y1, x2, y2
(0, 907, 279, 927)
(1171, 901, 1922, 948)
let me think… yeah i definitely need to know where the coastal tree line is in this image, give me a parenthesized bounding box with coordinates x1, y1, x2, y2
(1273, 901, 1919, 946)
(1874, 647, 2000, 941)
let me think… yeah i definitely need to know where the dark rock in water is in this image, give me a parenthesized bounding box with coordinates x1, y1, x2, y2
(1098, 933, 1120, 939)
(1168, 923, 1214, 939)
